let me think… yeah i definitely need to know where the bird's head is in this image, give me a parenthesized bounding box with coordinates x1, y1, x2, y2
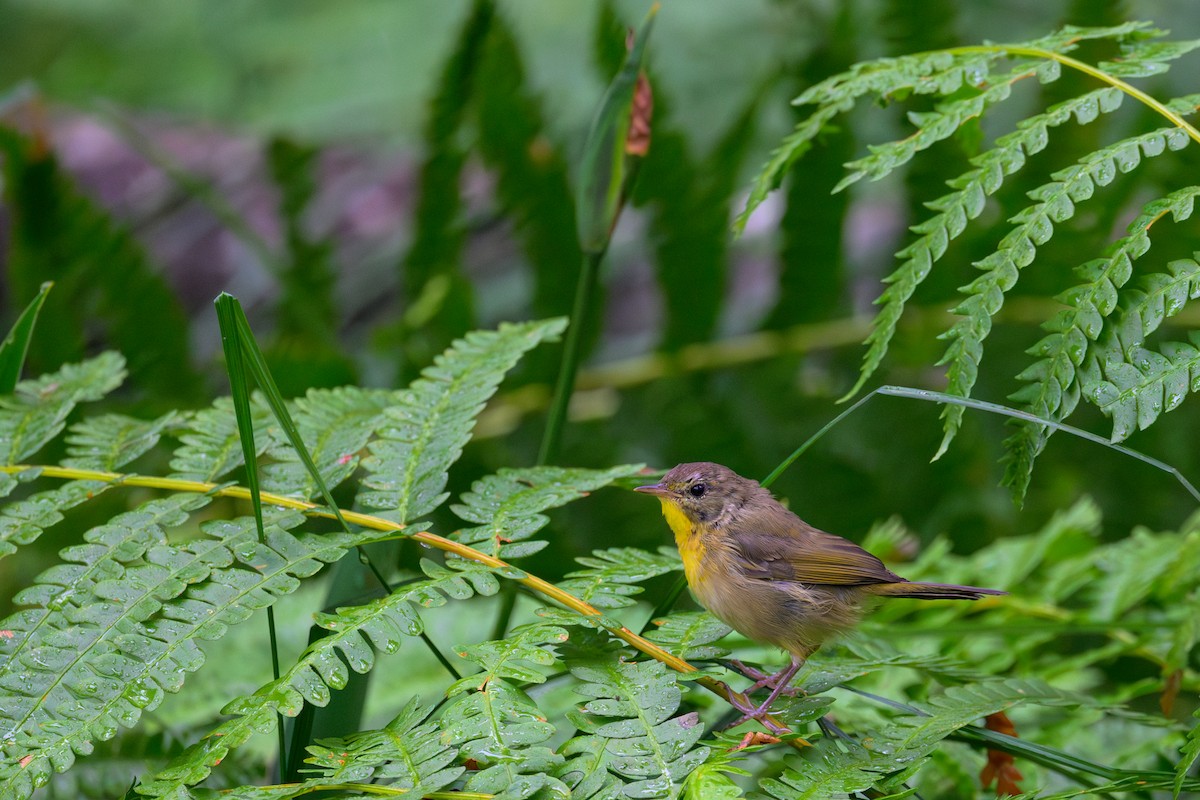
(635, 461, 762, 526)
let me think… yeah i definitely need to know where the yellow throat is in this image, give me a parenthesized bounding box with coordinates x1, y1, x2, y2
(658, 498, 707, 587)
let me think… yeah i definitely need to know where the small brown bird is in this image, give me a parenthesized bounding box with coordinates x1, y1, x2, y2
(636, 462, 1004, 728)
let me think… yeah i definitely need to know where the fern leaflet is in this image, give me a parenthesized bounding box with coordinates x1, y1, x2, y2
(567, 658, 709, 797)
(935, 126, 1191, 457)
(137, 558, 499, 797)
(450, 464, 641, 560)
(360, 318, 566, 521)
(1002, 187, 1200, 500)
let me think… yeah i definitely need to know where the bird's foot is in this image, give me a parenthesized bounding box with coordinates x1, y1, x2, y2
(731, 731, 782, 750)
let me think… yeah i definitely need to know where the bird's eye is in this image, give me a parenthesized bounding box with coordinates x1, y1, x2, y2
(688, 483, 707, 498)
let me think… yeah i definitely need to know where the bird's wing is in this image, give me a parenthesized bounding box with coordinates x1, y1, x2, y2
(729, 517, 905, 587)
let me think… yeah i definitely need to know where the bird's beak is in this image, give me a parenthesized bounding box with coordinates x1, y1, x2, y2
(634, 482, 668, 496)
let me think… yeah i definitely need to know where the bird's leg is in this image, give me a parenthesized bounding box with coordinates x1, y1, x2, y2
(726, 659, 775, 687)
(724, 653, 807, 730)
(727, 659, 804, 696)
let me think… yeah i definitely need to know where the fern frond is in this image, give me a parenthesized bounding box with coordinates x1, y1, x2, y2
(448, 622, 568, 694)
(440, 679, 567, 796)
(935, 126, 1191, 457)
(0, 352, 126, 464)
(737, 22, 1159, 232)
(360, 318, 566, 521)
(799, 642, 983, 695)
(1092, 332, 1200, 441)
(883, 678, 1124, 758)
(1180, 706, 1200, 796)
(557, 546, 681, 609)
(302, 698, 463, 792)
(0, 494, 233, 800)
(1100, 35, 1200, 77)
(763, 741, 893, 800)
(835, 61, 1056, 193)
(1090, 528, 1183, 621)
(0, 503, 371, 800)
(1002, 187, 1200, 499)
(846, 87, 1125, 400)
(0, 476, 100, 561)
(260, 386, 393, 499)
(62, 412, 180, 471)
(450, 464, 641, 560)
(643, 610, 732, 662)
(169, 396, 273, 483)
(136, 558, 499, 798)
(567, 658, 709, 797)
(1093, 255, 1200, 365)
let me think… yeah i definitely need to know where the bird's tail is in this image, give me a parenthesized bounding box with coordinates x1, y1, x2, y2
(872, 581, 1006, 601)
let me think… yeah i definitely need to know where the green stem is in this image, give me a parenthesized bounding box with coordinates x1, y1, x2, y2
(764, 385, 1200, 504)
(538, 248, 606, 465)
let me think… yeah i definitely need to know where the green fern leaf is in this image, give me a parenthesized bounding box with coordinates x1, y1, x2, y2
(846, 87, 1124, 400)
(1101, 256, 1200, 358)
(1100, 36, 1200, 78)
(360, 318, 566, 522)
(450, 465, 640, 560)
(62, 412, 179, 471)
(1091, 528, 1182, 621)
(799, 641, 982, 695)
(557, 547, 681, 609)
(762, 741, 893, 800)
(739, 22, 1155, 232)
(169, 396, 274, 483)
(1180, 706, 1200, 797)
(1092, 332, 1200, 441)
(568, 658, 709, 797)
(0, 352, 126, 464)
(136, 557, 498, 798)
(0, 493, 231, 800)
(1002, 188, 1200, 500)
(643, 611, 732, 662)
(0, 476, 115, 562)
(935, 127, 1191, 458)
(441, 678, 567, 796)
(557, 733, 622, 800)
(448, 622, 569, 694)
(260, 387, 393, 499)
(680, 747, 749, 800)
(882, 678, 1122, 758)
(836, 61, 1054, 193)
(302, 698, 463, 791)
(0, 502, 374, 800)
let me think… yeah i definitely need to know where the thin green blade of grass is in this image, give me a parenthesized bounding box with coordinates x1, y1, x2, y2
(216, 293, 463, 771)
(214, 292, 288, 780)
(766, 385, 1200, 505)
(0, 280, 52, 392)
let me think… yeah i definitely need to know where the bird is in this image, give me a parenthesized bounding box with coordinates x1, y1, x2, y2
(635, 461, 1005, 730)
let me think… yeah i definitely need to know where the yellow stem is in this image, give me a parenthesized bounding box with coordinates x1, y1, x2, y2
(950, 44, 1200, 146)
(4, 464, 808, 747)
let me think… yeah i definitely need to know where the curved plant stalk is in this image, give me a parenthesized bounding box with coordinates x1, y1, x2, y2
(950, 44, 1200, 146)
(0, 463, 809, 750)
(767, 385, 1200, 504)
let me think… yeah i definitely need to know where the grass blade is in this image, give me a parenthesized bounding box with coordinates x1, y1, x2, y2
(0, 280, 51, 392)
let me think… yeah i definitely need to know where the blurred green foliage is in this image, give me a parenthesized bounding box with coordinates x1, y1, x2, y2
(2, 0, 1200, 796)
